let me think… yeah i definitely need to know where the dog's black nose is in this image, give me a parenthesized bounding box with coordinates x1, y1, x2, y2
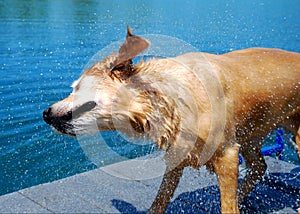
(43, 107, 53, 125)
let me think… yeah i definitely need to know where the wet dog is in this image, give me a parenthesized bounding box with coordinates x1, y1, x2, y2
(43, 28, 300, 213)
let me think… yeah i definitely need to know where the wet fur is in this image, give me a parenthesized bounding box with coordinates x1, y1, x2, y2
(43, 28, 300, 213)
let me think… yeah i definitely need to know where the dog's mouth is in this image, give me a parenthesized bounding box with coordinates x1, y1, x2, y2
(43, 101, 97, 136)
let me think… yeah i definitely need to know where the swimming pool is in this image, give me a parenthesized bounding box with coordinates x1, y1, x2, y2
(0, 0, 299, 196)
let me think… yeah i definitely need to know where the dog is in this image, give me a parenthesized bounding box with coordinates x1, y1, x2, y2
(43, 27, 300, 213)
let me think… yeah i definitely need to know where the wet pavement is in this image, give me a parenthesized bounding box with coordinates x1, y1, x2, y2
(0, 156, 299, 213)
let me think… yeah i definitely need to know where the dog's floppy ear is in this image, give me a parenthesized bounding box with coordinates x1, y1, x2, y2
(110, 27, 150, 80)
(118, 27, 150, 64)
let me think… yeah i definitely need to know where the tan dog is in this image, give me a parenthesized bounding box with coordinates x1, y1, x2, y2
(43, 28, 300, 213)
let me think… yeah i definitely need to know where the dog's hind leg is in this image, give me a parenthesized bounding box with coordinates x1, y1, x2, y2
(148, 163, 185, 214)
(213, 143, 240, 214)
(281, 113, 300, 160)
(296, 126, 300, 160)
(238, 140, 267, 202)
(291, 114, 300, 160)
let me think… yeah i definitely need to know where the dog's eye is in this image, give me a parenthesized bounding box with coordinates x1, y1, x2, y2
(75, 84, 80, 91)
(71, 79, 80, 91)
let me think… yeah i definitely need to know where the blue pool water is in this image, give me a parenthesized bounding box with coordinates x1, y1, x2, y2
(0, 0, 299, 196)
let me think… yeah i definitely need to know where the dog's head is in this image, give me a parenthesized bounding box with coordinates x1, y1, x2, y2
(43, 27, 150, 136)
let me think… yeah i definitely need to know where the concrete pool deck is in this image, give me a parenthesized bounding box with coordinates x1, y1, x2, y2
(0, 156, 299, 213)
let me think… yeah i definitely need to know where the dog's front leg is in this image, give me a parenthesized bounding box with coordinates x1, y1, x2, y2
(148, 164, 185, 214)
(213, 143, 240, 214)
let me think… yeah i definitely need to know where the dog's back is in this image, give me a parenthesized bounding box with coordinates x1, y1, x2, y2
(176, 48, 300, 142)
(223, 48, 299, 142)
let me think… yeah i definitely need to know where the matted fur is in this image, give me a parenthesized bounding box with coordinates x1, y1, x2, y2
(43, 28, 300, 214)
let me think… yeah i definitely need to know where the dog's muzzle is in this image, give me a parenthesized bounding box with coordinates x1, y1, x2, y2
(43, 101, 97, 136)
(43, 107, 74, 136)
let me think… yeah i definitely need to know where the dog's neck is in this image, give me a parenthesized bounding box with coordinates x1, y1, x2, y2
(110, 69, 181, 150)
